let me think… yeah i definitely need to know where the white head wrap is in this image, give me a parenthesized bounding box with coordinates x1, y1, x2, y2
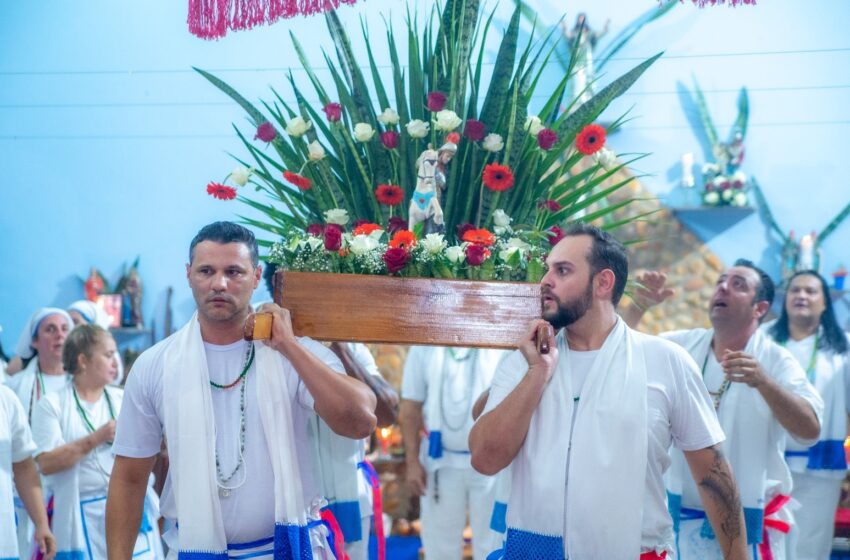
(14, 307, 74, 359)
(67, 300, 112, 329)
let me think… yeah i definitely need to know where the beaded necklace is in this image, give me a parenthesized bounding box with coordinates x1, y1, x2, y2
(73, 385, 116, 434)
(27, 363, 47, 423)
(702, 350, 730, 411)
(781, 331, 819, 384)
(209, 342, 254, 390)
(213, 342, 253, 497)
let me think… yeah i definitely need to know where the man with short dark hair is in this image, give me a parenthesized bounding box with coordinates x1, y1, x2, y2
(106, 221, 377, 560)
(765, 270, 849, 560)
(470, 224, 748, 559)
(625, 260, 823, 559)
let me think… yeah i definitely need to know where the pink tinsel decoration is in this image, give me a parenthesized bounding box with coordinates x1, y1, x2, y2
(189, 0, 360, 40)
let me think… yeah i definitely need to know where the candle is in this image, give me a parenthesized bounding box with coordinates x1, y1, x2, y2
(798, 233, 814, 271)
(379, 427, 391, 456)
(681, 152, 695, 188)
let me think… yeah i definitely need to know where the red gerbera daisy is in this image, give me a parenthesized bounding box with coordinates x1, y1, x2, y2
(446, 132, 461, 144)
(353, 223, 383, 236)
(206, 182, 237, 200)
(389, 230, 417, 250)
(283, 170, 313, 191)
(375, 184, 404, 206)
(575, 124, 606, 155)
(482, 163, 515, 192)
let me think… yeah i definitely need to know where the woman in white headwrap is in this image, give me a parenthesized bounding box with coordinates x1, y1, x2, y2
(5, 307, 74, 558)
(31, 324, 163, 560)
(67, 300, 124, 385)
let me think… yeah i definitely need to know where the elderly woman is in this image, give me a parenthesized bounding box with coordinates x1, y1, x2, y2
(31, 325, 163, 560)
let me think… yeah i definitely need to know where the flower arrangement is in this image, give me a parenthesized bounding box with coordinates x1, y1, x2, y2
(689, 81, 751, 208)
(198, 0, 660, 280)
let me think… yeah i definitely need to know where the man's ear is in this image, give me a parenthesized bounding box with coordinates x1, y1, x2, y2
(594, 269, 616, 301)
(254, 265, 262, 289)
(754, 300, 770, 321)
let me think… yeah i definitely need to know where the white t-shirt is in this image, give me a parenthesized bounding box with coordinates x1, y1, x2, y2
(5, 359, 69, 421)
(1, 384, 36, 463)
(113, 335, 343, 546)
(32, 386, 121, 496)
(483, 334, 725, 552)
(402, 346, 506, 468)
(662, 328, 824, 501)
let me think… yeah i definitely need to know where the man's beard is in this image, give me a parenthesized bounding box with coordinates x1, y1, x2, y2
(542, 280, 593, 330)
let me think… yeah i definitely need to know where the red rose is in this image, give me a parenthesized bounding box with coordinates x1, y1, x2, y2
(324, 226, 342, 251)
(537, 199, 561, 212)
(466, 244, 491, 266)
(254, 122, 277, 143)
(427, 91, 447, 112)
(537, 128, 558, 150)
(464, 119, 486, 142)
(381, 130, 399, 150)
(455, 222, 475, 241)
(306, 223, 324, 237)
(387, 216, 407, 235)
(383, 247, 410, 274)
(548, 225, 565, 247)
(323, 102, 342, 122)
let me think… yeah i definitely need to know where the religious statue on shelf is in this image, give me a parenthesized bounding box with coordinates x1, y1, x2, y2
(434, 138, 457, 200)
(121, 267, 144, 328)
(409, 145, 447, 235)
(84, 267, 105, 302)
(562, 13, 610, 108)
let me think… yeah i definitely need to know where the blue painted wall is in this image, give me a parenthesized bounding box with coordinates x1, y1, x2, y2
(2, 0, 849, 349)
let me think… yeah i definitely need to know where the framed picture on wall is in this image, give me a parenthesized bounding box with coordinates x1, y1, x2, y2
(96, 294, 122, 328)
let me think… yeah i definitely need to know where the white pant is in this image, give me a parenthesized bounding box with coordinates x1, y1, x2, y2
(787, 471, 841, 560)
(345, 515, 371, 560)
(419, 466, 497, 560)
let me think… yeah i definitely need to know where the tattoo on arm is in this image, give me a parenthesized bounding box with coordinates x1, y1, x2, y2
(698, 447, 743, 546)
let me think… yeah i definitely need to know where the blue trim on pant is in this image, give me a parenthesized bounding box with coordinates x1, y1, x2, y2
(428, 431, 443, 459)
(503, 528, 564, 560)
(324, 500, 363, 543)
(490, 501, 507, 533)
(55, 552, 86, 560)
(807, 440, 847, 470)
(178, 552, 229, 560)
(668, 492, 764, 545)
(274, 523, 313, 560)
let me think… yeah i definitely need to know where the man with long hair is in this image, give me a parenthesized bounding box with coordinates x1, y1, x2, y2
(765, 270, 849, 560)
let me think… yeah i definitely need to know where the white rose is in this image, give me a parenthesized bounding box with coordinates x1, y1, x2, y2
(307, 141, 326, 161)
(230, 166, 251, 187)
(492, 209, 512, 227)
(704, 191, 720, 205)
(733, 192, 747, 207)
(506, 237, 531, 251)
(499, 247, 520, 262)
(299, 237, 324, 252)
(421, 233, 447, 254)
(353, 123, 375, 142)
(349, 235, 379, 255)
(593, 147, 617, 169)
(702, 163, 720, 175)
(721, 189, 734, 201)
(377, 108, 400, 126)
(324, 208, 350, 226)
(482, 133, 504, 153)
(446, 245, 466, 264)
(367, 228, 385, 241)
(406, 119, 430, 139)
(285, 116, 312, 137)
(433, 110, 462, 132)
(524, 115, 544, 137)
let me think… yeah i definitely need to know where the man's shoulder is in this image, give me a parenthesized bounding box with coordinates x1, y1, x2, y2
(632, 331, 701, 382)
(0, 383, 21, 410)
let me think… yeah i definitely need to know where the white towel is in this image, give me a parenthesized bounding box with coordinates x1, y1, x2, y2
(503, 318, 648, 559)
(163, 313, 312, 559)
